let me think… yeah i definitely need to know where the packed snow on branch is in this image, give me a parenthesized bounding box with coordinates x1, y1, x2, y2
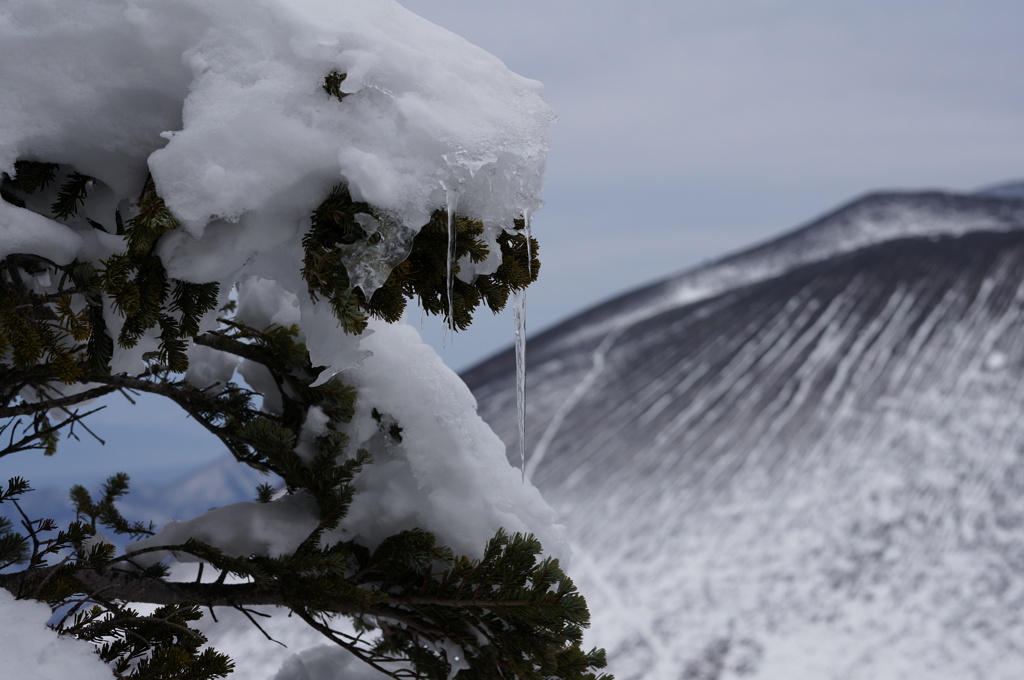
(0, 0, 561, 676)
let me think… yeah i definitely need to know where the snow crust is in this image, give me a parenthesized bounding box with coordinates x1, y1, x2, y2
(0, 589, 114, 680)
(0, 0, 552, 242)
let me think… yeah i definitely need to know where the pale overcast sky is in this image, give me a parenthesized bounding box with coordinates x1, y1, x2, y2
(402, 0, 1024, 370)
(10, 0, 1024, 488)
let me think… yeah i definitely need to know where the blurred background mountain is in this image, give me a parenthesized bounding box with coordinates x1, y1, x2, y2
(464, 185, 1024, 679)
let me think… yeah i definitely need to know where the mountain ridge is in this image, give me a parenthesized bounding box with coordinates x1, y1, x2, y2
(464, 189, 1024, 382)
(463, 188, 1024, 679)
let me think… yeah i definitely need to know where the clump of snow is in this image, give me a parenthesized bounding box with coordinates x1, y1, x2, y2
(184, 343, 240, 390)
(331, 319, 567, 560)
(2, 0, 561, 675)
(0, 588, 114, 680)
(0, 200, 84, 265)
(296, 406, 331, 463)
(136, 315, 567, 565)
(1, 0, 552, 246)
(131, 492, 321, 564)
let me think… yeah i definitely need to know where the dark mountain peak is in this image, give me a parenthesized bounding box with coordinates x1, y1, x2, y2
(975, 179, 1024, 200)
(464, 188, 1024, 678)
(464, 188, 1024, 385)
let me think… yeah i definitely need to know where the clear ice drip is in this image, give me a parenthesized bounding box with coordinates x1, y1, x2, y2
(513, 209, 532, 481)
(443, 184, 461, 339)
(523, 208, 533, 276)
(513, 287, 527, 481)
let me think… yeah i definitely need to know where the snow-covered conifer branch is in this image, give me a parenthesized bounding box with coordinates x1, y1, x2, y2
(0, 0, 607, 677)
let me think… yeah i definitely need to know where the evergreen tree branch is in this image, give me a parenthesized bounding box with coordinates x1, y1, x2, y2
(192, 328, 274, 366)
(291, 608, 419, 680)
(0, 565, 552, 616)
(0, 384, 116, 418)
(0, 563, 388, 617)
(0, 152, 609, 678)
(0, 406, 107, 459)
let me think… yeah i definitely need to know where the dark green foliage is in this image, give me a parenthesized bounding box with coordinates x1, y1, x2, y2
(70, 472, 155, 539)
(0, 514, 28, 568)
(336, 528, 611, 680)
(101, 183, 220, 369)
(0, 477, 31, 567)
(0, 160, 59, 205)
(322, 70, 350, 101)
(389, 211, 538, 329)
(88, 604, 234, 680)
(0, 166, 218, 374)
(0, 148, 609, 679)
(0, 477, 233, 680)
(302, 183, 376, 333)
(125, 180, 183, 255)
(255, 483, 276, 503)
(0, 167, 219, 376)
(69, 262, 117, 374)
(302, 182, 539, 333)
(52, 172, 95, 219)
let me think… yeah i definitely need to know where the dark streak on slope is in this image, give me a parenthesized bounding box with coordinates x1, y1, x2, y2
(463, 195, 1024, 678)
(471, 229, 1024, 489)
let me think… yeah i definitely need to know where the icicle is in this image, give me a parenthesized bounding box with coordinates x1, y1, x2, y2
(442, 182, 461, 343)
(513, 287, 527, 481)
(515, 209, 533, 480)
(523, 208, 533, 276)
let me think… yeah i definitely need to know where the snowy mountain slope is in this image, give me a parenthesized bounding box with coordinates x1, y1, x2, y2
(463, 190, 1024, 679)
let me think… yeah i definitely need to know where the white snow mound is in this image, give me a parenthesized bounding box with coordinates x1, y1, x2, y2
(0, 588, 114, 680)
(0, 0, 553, 243)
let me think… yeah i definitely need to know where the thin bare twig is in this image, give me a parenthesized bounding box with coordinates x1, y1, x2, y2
(0, 384, 115, 418)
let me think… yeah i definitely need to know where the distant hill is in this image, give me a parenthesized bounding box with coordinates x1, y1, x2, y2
(463, 188, 1024, 679)
(976, 179, 1024, 200)
(14, 455, 269, 533)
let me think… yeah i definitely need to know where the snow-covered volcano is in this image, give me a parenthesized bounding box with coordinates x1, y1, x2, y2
(462, 188, 1024, 680)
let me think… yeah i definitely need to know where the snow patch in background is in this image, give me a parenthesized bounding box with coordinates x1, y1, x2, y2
(273, 644, 391, 680)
